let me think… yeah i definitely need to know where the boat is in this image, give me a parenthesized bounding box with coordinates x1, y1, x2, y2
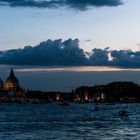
(118, 110, 128, 116)
(59, 101, 69, 106)
(94, 106, 99, 111)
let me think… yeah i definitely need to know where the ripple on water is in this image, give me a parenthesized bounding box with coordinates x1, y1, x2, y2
(0, 103, 139, 140)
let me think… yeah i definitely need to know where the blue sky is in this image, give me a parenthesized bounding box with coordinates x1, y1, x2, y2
(0, 0, 140, 52)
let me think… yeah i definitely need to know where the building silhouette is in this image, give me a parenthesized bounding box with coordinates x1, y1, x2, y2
(0, 68, 25, 102)
(5, 69, 20, 91)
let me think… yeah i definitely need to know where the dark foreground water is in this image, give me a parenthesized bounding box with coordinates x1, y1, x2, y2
(0, 103, 139, 140)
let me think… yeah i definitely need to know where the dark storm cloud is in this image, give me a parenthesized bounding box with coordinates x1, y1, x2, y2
(0, 0, 62, 8)
(0, 0, 123, 10)
(89, 48, 140, 68)
(89, 48, 109, 65)
(0, 39, 89, 66)
(1, 38, 140, 68)
(110, 50, 140, 68)
(65, 0, 122, 10)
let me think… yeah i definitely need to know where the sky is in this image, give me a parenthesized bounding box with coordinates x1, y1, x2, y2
(2, 65, 140, 91)
(0, 0, 140, 52)
(0, 0, 140, 90)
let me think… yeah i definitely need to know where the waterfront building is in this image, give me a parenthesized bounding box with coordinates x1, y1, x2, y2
(5, 69, 20, 91)
(0, 69, 25, 102)
(75, 86, 91, 102)
(56, 93, 61, 101)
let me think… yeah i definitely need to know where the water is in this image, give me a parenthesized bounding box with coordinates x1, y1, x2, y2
(0, 103, 139, 140)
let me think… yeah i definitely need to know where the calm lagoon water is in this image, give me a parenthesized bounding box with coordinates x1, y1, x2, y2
(0, 103, 140, 140)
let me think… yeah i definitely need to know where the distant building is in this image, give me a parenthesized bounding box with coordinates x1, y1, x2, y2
(5, 69, 20, 91)
(0, 68, 25, 102)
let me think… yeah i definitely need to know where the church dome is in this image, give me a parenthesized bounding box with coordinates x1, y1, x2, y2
(5, 69, 20, 91)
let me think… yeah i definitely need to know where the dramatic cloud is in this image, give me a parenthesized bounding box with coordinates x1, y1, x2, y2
(89, 47, 109, 65)
(0, 0, 123, 10)
(1, 38, 140, 68)
(0, 39, 89, 66)
(65, 0, 122, 10)
(110, 50, 140, 68)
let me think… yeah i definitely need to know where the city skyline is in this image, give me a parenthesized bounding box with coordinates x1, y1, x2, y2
(0, 1, 140, 139)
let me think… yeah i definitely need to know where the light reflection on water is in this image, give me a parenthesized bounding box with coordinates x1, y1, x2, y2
(0, 103, 139, 140)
